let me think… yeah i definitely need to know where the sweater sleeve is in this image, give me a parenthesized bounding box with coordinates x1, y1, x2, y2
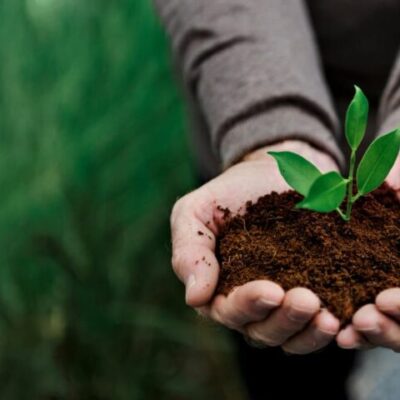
(153, 0, 343, 168)
(378, 50, 400, 135)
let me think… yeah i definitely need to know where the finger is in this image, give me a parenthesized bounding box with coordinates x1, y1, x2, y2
(171, 193, 219, 307)
(352, 304, 400, 351)
(208, 280, 285, 329)
(246, 287, 320, 347)
(172, 243, 219, 307)
(282, 309, 339, 354)
(336, 325, 373, 350)
(376, 288, 400, 320)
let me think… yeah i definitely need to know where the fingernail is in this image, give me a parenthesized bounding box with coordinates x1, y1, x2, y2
(254, 298, 279, 311)
(186, 274, 196, 291)
(185, 275, 197, 304)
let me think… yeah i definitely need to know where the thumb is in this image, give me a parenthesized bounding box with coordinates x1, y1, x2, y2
(170, 190, 221, 308)
(172, 245, 219, 307)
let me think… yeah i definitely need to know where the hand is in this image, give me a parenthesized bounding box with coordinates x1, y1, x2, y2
(336, 156, 400, 351)
(171, 140, 341, 354)
(386, 154, 400, 196)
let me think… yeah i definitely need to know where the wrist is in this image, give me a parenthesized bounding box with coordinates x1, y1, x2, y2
(242, 140, 339, 173)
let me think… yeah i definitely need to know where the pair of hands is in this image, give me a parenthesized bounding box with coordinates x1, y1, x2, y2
(171, 140, 400, 354)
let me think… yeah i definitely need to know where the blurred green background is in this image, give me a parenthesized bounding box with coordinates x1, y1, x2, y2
(0, 0, 246, 398)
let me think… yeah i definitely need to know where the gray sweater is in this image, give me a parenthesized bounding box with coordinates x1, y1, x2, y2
(154, 0, 400, 179)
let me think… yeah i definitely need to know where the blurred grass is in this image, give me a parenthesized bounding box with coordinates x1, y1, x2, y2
(0, 0, 246, 399)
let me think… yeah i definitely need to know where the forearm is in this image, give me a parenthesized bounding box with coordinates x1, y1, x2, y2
(378, 49, 400, 135)
(154, 0, 343, 169)
(242, 140, 339, 172)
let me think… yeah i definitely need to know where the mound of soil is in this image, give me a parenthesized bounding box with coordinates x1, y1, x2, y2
(216, 185, 400, 325)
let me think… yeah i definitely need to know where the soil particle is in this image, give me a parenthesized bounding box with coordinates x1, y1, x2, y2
(216, 185, 400, 325)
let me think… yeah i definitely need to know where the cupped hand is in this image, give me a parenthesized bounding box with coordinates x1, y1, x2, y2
(337, 156, 400, 351)
(171, 140, 341, 354)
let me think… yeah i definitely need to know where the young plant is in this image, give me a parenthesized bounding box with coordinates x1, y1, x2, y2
(269, 86, 400, 221)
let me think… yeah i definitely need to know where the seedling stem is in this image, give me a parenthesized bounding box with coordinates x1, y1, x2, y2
(268, 86, 400, 222)
(343, 150, 357, 221)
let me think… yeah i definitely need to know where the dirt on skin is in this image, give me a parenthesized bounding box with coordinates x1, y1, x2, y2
(215, 185, 400, 325)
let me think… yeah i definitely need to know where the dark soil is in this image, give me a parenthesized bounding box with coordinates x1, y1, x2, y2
(216, 185, 400, 325)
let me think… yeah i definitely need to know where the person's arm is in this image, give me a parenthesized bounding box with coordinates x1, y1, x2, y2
(171, 140, 341, 354)
(153, 0, 343, 169)
(378, 52, 400, 139)
(158, 1, 344, 353)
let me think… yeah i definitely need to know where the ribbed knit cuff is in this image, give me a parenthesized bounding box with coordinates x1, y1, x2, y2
(378, 107, 400, 137)
(220, 104, 344, 170)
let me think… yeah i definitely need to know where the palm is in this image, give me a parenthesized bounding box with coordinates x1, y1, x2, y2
(171, 142, 345, 354)
(205, 159, 290, 215)
(204, 146, 338, 217)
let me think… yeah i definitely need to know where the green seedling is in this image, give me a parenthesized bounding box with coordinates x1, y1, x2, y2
(269, 86, 400, 221)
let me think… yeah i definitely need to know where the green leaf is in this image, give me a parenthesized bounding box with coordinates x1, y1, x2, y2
(345, 85, 369, 150)
(356, 129, 400, 196)
(268, 151, 321, 196)
(296, 171, 347, 212)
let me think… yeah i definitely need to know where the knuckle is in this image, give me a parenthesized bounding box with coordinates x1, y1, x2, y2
(245, 326, 260, 341)
(282, 343, 314, 355)
(171, 250, 191, 277)
(316, 329, 336, 341)
(286, 306, 315, 323)
(209, 299, 224, 322)
(170, 194, 193, 226)
(246, 326, 280, 347)
(210, 308, 230, 328)
(171, 194, 192, 217)
(282, 332, 329, 355)
(221, 316, 240, 330)
(223, 319, 238, 330)
(305, 334, 327, 350)
(170, 198, 184, 226)
(281, 344, 301, 355)
(210, 309, 224, 325)
(379, 318, 393, 333)
(211, 306, 236, 329)
(262, 336, 282, 347)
